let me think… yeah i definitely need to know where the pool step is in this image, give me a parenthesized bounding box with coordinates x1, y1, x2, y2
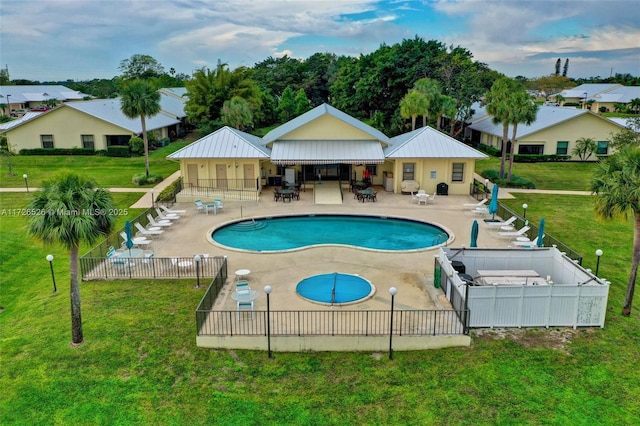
(229, 220, 268, 231)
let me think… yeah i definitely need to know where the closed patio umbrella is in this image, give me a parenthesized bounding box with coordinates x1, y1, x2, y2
(488, 183, 499, 221)
(125, 220, 134, 256)
(470, 220, 479, 247)
(537, 218, 545, 247)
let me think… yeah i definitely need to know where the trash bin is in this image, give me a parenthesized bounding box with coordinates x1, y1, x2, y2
(437, 182, 449, 195)
(434, 266, 441, 288)
(451, 260, 466, 274)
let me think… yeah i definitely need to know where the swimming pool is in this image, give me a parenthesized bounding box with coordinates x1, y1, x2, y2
(211, 214, 451, 252)
(296, 273, 375, 305)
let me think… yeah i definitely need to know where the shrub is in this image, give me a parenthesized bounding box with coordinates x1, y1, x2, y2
(132, 173, 164, 186)
(478, 143, 501, 157)
(512, 154, 570, 163)
(106, 146, 131, 157)
(157, 177, 182, 202)
(480, 169, 536, 189)
(19, 148, 96, 156)
(129, 136, 144, 156)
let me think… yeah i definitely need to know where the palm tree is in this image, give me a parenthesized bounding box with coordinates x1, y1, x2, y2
(221, 96, 253, 130)
(28, 172, 116, 344)
(400, 91, 427, 131)
(485, 77, 518, 178)
(591, 146, 640, 316)
(572, 137, 597, 161)
(120, 80, 161, 177)
(507, 93, 538, 180)
(412, 78, 441, 127)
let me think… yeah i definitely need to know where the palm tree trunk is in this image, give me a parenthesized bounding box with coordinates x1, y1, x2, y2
(69, 244, 84, 345)
(411, 115, 416, 131)
(141, 115, 149, 178)
(507, 124, 518, 180)
(499, 125, 508, 178)
(622, 212, 640, 316)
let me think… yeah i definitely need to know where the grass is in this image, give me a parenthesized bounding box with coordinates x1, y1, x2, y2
(1, 161, 639, 424)
(475, 157, 597, 191)
(0, 139, 192, 188)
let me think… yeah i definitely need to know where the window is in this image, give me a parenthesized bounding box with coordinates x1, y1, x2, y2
(518, 144, 544, 155)
(365, 164, 377, 176)
(402, 163, 415, 180)
(41, 135, 54, 149)
(452, 163, 464, 182)
(556, 141, 568, 155)
(81, 135, 95, 149)
(597, 141, 609, 155)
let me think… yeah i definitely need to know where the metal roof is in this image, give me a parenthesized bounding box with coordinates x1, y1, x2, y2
(262, 103, 390, 145)
(65, 98, 179, 133)
(0, 112, 44, 132)
(167, 126, 270, 159)
(270, 140, 385, 164)
(159, 92, 187, 118)
(385, 127, 488, 159)
(466, 106, 620, 138)
(0, 85, 88, 103)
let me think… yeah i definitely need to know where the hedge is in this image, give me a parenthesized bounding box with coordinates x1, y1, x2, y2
(19, 148, 97, 156)
(107, 146, 131, 157)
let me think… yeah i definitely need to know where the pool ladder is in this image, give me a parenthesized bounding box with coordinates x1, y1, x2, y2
(230, 218, 268, 231)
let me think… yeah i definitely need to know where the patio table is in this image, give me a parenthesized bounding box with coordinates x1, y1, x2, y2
(231, 289, 260, 302)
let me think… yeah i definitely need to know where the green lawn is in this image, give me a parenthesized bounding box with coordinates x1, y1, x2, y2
(1, 160, 639, 424)
(475, 157, 597, 191)
(0, 140, 191, 188)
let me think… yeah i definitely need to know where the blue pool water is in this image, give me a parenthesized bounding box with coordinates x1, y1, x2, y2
(211, 214, 449, 252)
(297, 273, 375, 305)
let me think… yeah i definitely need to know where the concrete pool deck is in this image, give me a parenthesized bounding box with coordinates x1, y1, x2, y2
(146, 185, 518, 314)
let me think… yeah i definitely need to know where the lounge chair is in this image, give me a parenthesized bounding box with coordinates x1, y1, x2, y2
(485, 216, 517, 230)
(134, 222, 163, 236)
(463, 198, 488, 208)
(155, 207, 180, 221)
(147, 214, 172, 227)
(120, 232, 151, 246)
(512, 235, 544, 247)
(498, 225, 530, 239)
(472, 206, 489, 215)
(159, 205, 186, 214)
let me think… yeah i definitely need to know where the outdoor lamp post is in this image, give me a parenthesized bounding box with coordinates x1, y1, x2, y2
(194, 254, 201, 288)
(522, 203, 528, 221)
(388, 287, 397, 360)
(150, 189, 155, 207)
(264, 285, 273, 358)
(23, 174, 29, 193)
(46, 254, 57, 292)
(595, 249, 603, 276)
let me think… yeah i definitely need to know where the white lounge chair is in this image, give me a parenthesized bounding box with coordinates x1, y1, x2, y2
(120, 232, 151, 246)
(498, 225, 530, 239)
(464, 198, 488, 208)
(485, 216, 517, 229)
(472, 206, 489, 215)
(147, 214, 172, 227)
(135, 222, 163, 236)
(155, 207, 180, 221)
(512, 235, 544, 247)
(159, 205, 186, 214)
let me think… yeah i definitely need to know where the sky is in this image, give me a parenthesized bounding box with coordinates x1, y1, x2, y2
(1, 0, 639, 82)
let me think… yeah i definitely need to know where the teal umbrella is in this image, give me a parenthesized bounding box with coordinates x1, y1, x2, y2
(470, 220, 479, 247)
(537, 218, 545, 247)
(124, 220, 134, 255)
(488, 183, 499, 220)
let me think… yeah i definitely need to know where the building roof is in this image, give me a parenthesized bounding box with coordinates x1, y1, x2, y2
(159, 92, 187, 119)
(0, 112, 44, 132)
(0, 85, 88, 103)
(64, 98, 180, 133)
(160, 87, 188, 98)
(271, 140, 385, 164)
(385, 126, 488, 159)
(262, 103, 390, 145)
(167, 126, 270, 159)
(466, 106, 624, 138)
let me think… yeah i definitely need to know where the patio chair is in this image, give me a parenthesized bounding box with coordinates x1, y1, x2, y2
(194, 200, 206, 214)
(159, 205, 186, 214)
(134, 222, 163, 236)
(155, 207, 180, 221)
(426, 192, 436, 204)
(236, 280, 250, 290)
(498, 225, 530, 240)
(147, 214, 172, 227)
(485, 216, 517, 229)
(463, 198, 488, 208)
(214, 199, 224, 212)
(237, 301, 254, 320)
